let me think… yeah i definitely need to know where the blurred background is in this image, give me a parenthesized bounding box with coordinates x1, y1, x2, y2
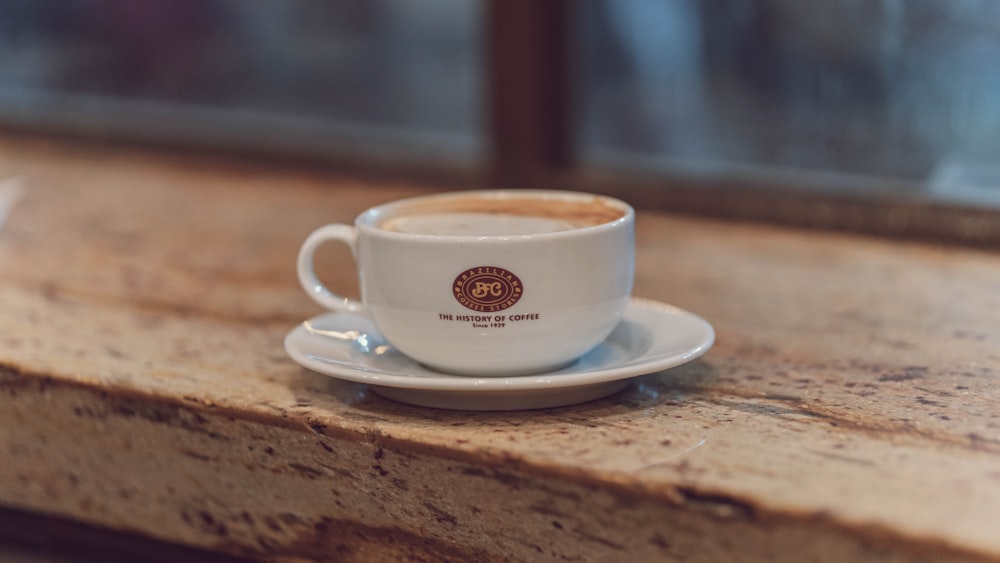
(1, 0, 999, 209)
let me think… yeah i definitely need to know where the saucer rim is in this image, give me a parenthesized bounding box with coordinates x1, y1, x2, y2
(284, 297, 714, 392)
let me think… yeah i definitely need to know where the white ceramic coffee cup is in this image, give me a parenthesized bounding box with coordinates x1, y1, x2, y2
(297, 190, 634, 376)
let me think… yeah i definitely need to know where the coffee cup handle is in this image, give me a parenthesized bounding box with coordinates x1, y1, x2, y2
(297, 224, 366, 314)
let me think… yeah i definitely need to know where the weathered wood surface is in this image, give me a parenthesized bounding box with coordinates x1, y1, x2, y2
(1, 138, 998, 562)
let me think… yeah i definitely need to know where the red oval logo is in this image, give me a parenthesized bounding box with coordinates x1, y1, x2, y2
(452, 266, 523, 312)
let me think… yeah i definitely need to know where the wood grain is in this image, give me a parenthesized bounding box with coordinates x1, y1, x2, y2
(0, 137, 997, 561)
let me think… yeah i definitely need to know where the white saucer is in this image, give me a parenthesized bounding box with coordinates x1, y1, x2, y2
(284, 297, 714, 411)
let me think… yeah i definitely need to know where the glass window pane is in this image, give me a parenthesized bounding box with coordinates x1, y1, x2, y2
(0, 0, 483, 164)
(576, 0, 1000, 206)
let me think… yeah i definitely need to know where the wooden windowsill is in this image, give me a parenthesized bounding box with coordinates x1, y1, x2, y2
(1, 136, 998, 561)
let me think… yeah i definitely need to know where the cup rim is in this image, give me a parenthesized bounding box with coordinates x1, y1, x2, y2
(355, 189, 634, 242)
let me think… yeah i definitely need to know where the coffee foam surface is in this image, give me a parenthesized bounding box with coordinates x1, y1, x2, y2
(381, 213, 577, 236)
(378, 195, 625, 236)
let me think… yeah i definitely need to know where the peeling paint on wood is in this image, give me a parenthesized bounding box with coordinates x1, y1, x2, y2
(0, 138, 999, 561)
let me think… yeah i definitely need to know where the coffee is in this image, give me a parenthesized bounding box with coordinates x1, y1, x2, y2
(378, 195, 625, 236)
(298, 189, 635, 375)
